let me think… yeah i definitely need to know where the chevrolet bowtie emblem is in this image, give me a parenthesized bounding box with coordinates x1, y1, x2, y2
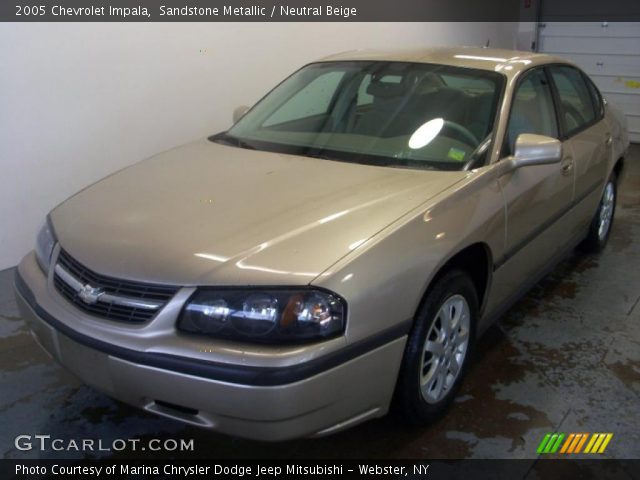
(77, 284, 105, 305)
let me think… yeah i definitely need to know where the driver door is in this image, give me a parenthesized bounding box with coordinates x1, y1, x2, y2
(496, 67, 576, 284)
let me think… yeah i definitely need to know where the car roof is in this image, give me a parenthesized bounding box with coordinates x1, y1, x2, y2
(318, 46, 571, 78)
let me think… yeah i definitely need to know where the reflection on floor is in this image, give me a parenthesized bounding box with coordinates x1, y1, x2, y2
(1, 146, 638, 462)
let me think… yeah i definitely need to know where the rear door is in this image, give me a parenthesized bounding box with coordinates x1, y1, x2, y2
(548, 65, 610, 218)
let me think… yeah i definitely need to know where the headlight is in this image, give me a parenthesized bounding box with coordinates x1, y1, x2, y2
(35, 216, 57, 274)
(178, 288, 346, 343)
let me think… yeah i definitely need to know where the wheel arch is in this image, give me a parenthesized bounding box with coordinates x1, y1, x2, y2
(613, 156, 624, 182)
(416, 242, 493, 321)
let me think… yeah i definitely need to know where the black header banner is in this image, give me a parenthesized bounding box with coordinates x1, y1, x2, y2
(3, 0, 519, 22)
(3, 0, 639, 22)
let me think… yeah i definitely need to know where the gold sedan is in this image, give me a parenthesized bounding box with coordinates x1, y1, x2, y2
(15, 47, 629, 440)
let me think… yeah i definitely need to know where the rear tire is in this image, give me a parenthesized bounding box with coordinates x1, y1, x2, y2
(396, 270, 477, 425)
(580, 172, 617, 253)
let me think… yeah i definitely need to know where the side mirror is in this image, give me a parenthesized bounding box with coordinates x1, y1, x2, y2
(232, 105, 250, 124)
(500, 133, 562, 175)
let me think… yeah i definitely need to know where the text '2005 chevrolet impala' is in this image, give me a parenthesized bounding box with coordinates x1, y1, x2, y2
(15, 47, 629, 441)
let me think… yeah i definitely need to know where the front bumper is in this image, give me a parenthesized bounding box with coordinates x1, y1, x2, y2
(14, 252, 407, 441)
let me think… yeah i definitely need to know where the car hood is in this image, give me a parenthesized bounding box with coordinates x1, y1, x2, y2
(51, 139, 466, 286)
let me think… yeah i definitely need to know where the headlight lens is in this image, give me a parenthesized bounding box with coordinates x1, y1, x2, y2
(35, 217, 57, 274)
(179, 289, 346, 343)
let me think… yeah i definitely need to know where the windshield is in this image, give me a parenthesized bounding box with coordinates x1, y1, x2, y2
(215, 61, 505, 171)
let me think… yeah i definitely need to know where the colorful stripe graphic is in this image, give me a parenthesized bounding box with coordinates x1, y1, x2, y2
(537, 433, 613, 454)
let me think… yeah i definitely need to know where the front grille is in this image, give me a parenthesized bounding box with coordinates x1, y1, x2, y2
(53, 249, 179, 323)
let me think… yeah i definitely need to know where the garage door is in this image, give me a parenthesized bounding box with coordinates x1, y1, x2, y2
(538, 22, 640, 143)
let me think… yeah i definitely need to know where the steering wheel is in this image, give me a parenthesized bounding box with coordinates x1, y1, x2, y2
(442, 120, 479, 147)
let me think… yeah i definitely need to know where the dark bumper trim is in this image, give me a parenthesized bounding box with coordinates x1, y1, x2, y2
(15, 270, 410, 387)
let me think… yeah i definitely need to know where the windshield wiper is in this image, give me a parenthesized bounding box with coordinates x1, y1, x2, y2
(303, 151, 333, 161)
(211, 133, 256, 150)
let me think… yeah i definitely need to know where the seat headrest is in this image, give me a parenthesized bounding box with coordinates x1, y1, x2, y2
(366, 79, 407, 98)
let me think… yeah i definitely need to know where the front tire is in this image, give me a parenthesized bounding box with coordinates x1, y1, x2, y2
(580, 172, 617, 253)
(396, 270, 478, 425)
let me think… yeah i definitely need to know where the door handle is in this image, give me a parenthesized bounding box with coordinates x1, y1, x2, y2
(605, 135, 613, 146)
(561, 157, 574, 176)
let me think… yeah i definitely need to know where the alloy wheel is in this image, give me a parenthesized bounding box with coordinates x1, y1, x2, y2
(420, 294, 470, 404)
(598, 181, 615, 242)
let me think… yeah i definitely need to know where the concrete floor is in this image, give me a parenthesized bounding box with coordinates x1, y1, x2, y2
(1, 146, 639, 461)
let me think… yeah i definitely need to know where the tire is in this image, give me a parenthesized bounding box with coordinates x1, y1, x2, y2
(580, 172, 617, 253)
(396, 269, 478, 425)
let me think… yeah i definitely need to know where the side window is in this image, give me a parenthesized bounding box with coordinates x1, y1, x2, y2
(506, 68, 558, 154)
(584, 74, 604, 119)
(264, 71, 345, 126)
(550, 66, 597, 135)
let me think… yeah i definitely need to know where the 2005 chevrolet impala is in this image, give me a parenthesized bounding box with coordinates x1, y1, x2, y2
(15, 47, 629, 441)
